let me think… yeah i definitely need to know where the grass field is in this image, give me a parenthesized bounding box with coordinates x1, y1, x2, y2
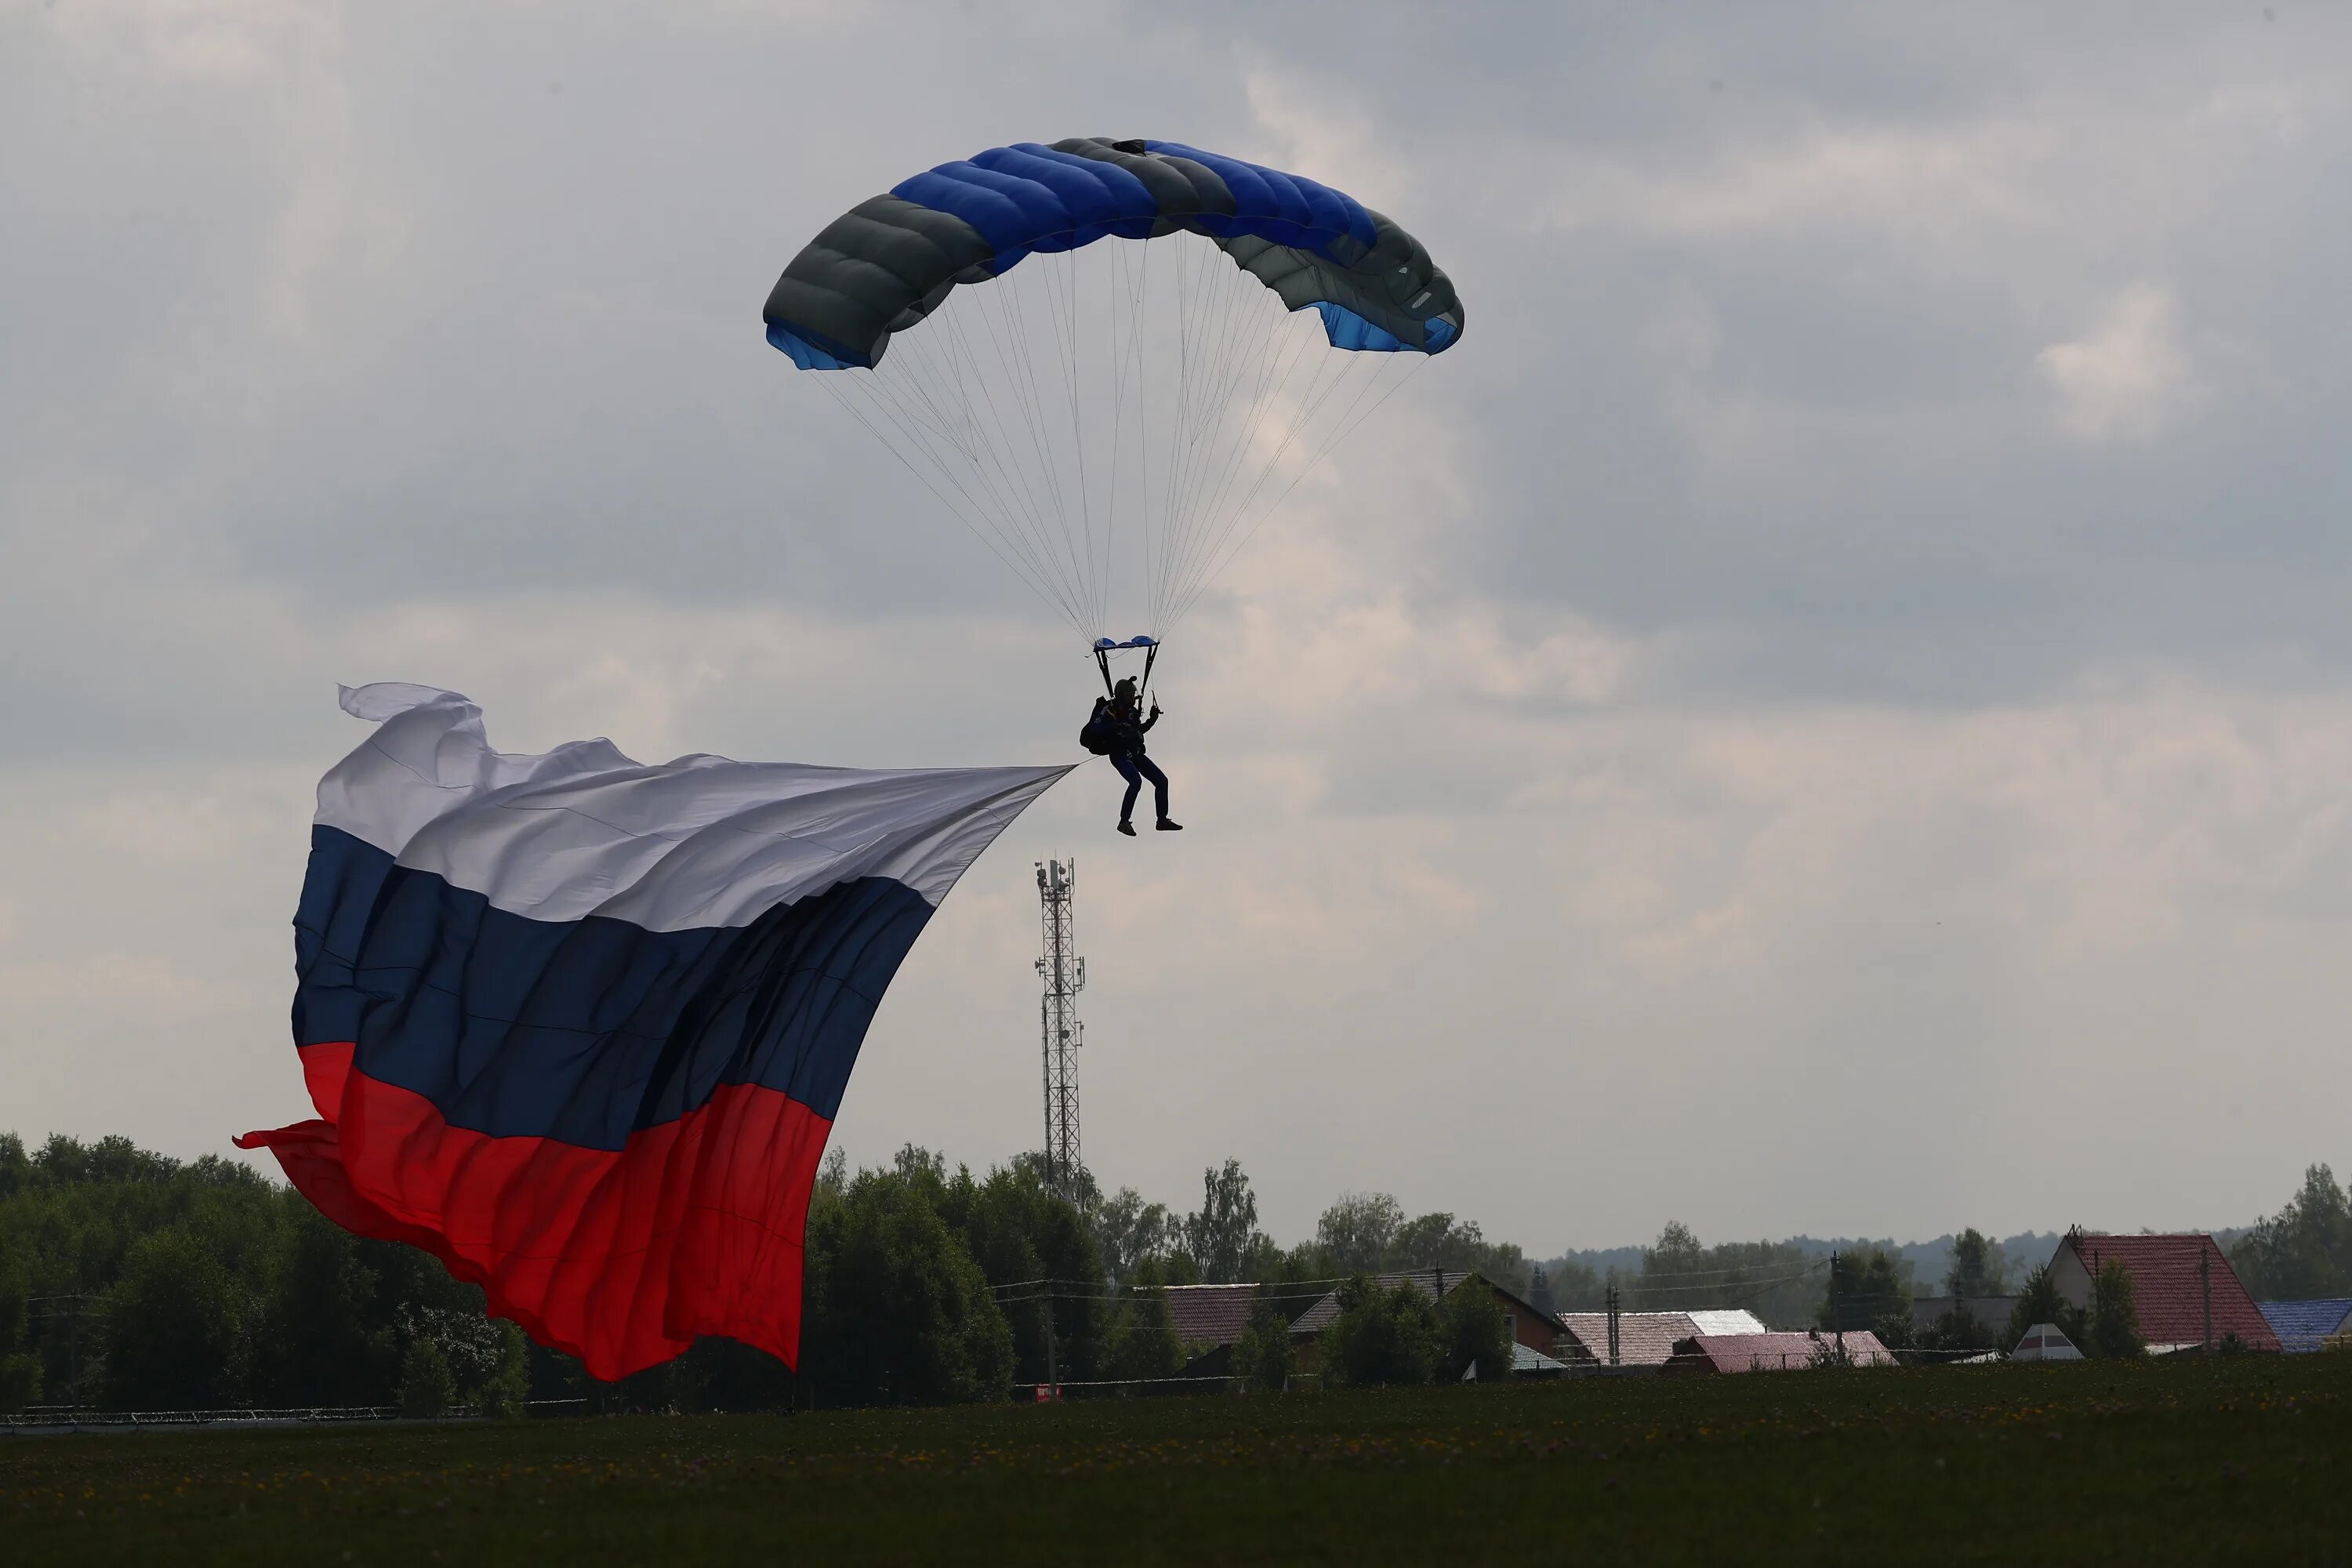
(7, 1356, 2348, 1565)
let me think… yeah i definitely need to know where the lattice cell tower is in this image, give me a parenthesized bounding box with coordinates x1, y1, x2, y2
(1035, 858, 1085, 1195)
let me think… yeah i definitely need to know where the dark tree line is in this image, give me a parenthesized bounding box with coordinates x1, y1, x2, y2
(2230, 1164, 2352, 1301)
(0, 1133, 527, 1415)
(16, 1128, 2330, 1414)
(0, 1134, 1289, 1414)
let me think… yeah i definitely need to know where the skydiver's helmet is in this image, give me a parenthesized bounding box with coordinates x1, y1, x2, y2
(1112, 677, 1138, 706)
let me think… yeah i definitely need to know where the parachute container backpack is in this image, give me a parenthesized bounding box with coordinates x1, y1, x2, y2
(763, 137, 1465, 690)
(239, 684, 1069, 1380)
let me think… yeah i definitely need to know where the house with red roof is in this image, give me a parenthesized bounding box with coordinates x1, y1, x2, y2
(1287, 1269, 1573, 1376)
(2048, 1231, 2281, 1354)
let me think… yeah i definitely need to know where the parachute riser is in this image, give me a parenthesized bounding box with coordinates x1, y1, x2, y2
(1092, 639, 1160, 706)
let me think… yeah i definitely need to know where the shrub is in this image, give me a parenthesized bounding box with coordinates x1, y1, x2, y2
(398, 1337, 456, 1418)
(1232, 1298, 1297, 1392)
(1441, 1280, 1514, 1382)
(1321, 1276, 1439, 1388)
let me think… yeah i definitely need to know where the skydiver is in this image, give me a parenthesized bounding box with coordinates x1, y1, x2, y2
(1087, 676, 1180, 837)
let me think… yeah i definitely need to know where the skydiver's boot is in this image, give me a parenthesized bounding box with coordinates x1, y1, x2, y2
(1117, 820, 1138, 837)
(1156, 818, 1183, 831)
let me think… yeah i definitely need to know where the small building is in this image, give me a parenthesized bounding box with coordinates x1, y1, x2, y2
(2047, 1231, 2281, 1354)
(1162, 1284, 1271, 1377)
(1555, 1309, 1766, 1371)
(2013, 1322, 2084, 1361)
(1290, 1269, 1567, 1374)
(1664, 1330, 1895, 1374)
(2256, 1298, 2352, 1354)
(1509, 1342, 1571, 1379)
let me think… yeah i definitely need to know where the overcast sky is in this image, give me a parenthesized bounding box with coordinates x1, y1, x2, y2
(5, 2, 2349, 1254)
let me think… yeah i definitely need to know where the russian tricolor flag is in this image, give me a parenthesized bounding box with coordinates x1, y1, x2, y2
(238, 684, 1067, 1381)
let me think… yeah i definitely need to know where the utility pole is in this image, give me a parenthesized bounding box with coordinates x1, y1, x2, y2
(1605, 1280, 1621, 1367)
(1034, 858, 1083, 1200)
(2201, 1244, 2213, 1356)
(1831, 1250, 1846, 1358)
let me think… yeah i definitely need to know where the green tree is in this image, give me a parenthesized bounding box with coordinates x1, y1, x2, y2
(1320, 1276, 1439, 1388)
(2084, 1259, 2144, 1359)
(1389, 1212, 1534, 1296)
(0, 1132, 31, 1200)
(474, 1320, 531, 1417)
(1543, 1258, 1606, 1312)
(398, 1336, 456, 1417)
(1817, 1248, 1912, 1336)
(799, 1164, 1013, 1406)
(0, 1265, 39, 1412)
(1232, 1296, 1297, 1392)
(1316, 1192, 1404, 1274)
(1102, 1263, 1186, 1384)
(939, 1160, 1107, 1386)
(2004, 1263, 2086, 1350)
(258, 1213, 397, 1406)
(1094, 1186, 1177, 1283)
(1441, 1279, 1515, 1382)
(1185, 1159, 1264, 1284)
(2230, 1164, 2352, 1300)
(104, 1226, 246, 1410)
(1946, 1229, 2008, 1298)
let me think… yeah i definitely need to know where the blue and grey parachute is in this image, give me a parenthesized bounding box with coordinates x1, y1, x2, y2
(764, 138, 1462, 644)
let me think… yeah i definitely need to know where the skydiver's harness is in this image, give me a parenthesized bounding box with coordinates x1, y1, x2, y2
(1080, 635, 1159, 757)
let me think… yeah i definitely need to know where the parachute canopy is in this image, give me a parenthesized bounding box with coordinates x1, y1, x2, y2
(764, 137, 1463, 643)
(238, 684, 1067, 1380)
(764, 137, 1462, 369)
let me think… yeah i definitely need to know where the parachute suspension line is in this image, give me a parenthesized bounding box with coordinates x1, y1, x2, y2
(876, 318, 1085, 631)
(858, 353, 1092, 638)
(974, 263, 1084, 619)
(933, 289, 1093, 624)
(1047, 248, 1099, 637)
(1163, 239, 1258, 627)
(1169, 285, 1323, 621)
(1169, 341, 1359, 607)
(1156, 252, 1311, 630)
(1129, 238, 1155, 641)
(802, 229, 1432, 649)
(1171, 351, 1428, 628)
(1030, 248, 1085, 628)
(1102, 241, 1146, 641)
(873, 296, 1101, 635)
(815, 373, 1087, 636)
(1158, 298, 1335, 629)
(1157, 245, 1248, 627)
(1153, 237, 1202, 636)
(1167, 349, 1380, 625)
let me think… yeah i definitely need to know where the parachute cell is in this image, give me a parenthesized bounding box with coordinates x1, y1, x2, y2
(238, 684, 1067, 1380)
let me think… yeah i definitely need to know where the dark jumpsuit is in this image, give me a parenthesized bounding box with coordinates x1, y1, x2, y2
(1102, 699, 1168, 824)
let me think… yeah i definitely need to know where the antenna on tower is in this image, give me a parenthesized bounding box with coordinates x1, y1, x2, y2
(1035, 858, 1084, 1199)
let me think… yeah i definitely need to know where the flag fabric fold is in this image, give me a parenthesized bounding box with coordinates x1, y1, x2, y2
(238, 684, 1068, 1380)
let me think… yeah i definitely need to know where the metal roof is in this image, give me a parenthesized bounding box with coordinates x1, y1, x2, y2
(1511, 1342, 1568, 1374)
(2257, 1298, 2352, 1353)
(1555, 1312, 1698, 1367)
